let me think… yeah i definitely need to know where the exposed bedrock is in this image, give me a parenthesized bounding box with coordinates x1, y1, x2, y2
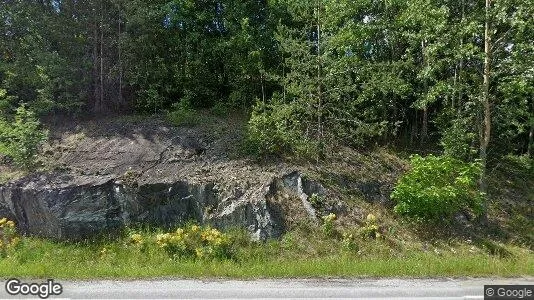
(0, 171, 325, 241)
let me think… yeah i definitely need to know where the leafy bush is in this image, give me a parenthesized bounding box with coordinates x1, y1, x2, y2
(167, 100, 201, 126)
(321, 213, 337, 237)
(0, 89, 17, 115)
(0, 218, 20, 258)
(156, 225, 232, 260)
(391, 155, 484, 221)
(244, 98, 312, 156)
(137, 86, 165, 114)
(0, 105, 48, 168)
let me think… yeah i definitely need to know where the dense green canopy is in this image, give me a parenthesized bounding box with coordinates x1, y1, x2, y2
(0, 0, 532, 162)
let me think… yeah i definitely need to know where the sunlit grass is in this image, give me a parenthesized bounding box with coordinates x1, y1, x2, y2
(0, 228, 532, 279)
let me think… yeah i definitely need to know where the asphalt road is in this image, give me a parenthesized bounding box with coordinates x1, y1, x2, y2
(1, 277, 533, 299)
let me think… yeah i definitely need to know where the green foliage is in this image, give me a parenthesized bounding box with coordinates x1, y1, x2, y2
(341, 232, 358, 251)
(210, 102, 232, 117)
(0, 89, 17, 115)
(0, 218, 20, 258)
(244, 98, 314, 156)
(0, 105, 48, 168)
(155, 225, 233, 260)
(440, 115, 478, 160)
(321, 213, 337, 237)
(137, 87, 165, 114)
(391, 155, 484, 221)
(309, 193, 324, 209)
(166, 100, 201, 127)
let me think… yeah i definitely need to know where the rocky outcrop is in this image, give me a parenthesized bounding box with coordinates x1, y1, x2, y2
(0, 171, 325, 241)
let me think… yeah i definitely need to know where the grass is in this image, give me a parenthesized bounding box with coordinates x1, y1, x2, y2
(0, 168, 25, 184)
(0, 224, 532, 280)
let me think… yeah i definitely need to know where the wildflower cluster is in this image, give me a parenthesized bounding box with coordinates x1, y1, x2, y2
(360, 214, 381, 239)
(321, 213, 336, 237)
(128, 233, 144, 246)
(0, 218, 20, 257)
(156, 225, 232, 260)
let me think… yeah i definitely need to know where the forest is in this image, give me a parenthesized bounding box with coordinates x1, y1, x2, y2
(0, 0, 533, 210)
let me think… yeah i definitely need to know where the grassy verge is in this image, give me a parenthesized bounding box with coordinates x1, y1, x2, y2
(0, 225, 532, 279)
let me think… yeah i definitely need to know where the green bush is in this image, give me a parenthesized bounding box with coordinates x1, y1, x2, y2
(321, 213, 337, 237)
(137, 86, 165, 114)
(244, 98, 312, 156)
(0, 89, 17, 115)
(0, 105, 48, 168)
(391, 155, 484, 221)
(166, 100, 201, 126)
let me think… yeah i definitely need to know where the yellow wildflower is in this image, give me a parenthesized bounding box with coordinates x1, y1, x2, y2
(129, 233, 143, 245)
(5, 220, 15, 228)
(9, 237, 20, 247)
(366, 214, 377, 223)
(0, 218, 6, 225)
(195, 247, 204, 258)
(322, 213, 336, 222)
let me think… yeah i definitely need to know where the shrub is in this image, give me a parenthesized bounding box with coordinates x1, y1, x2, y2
(391, 155, 484, 221)
(0, 218, 20, 258)
(0, 105, 48, 168)
(166, 100, 201, 126)
(244, 98, 313, 156)
(156, 225, 232, 260)
(321, 213, 337, 237)
(0, 89, 17, 115)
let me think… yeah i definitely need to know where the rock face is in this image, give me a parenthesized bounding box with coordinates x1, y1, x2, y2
(0, 171, 324, 241)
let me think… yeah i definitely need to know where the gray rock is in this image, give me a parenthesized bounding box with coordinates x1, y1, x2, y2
(357, 180, 394, 206)
(0, 171, 326, 241)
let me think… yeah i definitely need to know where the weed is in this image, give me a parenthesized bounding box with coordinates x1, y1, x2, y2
(0, 218, 20, 258)
(360, 214, 382, 239)
(321, 213, 337, 237)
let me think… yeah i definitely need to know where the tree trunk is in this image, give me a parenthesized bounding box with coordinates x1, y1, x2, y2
(118, 4, 122, 111)
(261, 72, 265, 104)
(316, 0, 323, 159)
(421, 40, 428, 145)
(480, 0, 492, 218)
(93, 6, 100, 113)
(529, 99, 533, 158)
(99, 0, 104, 113)
(422, 107, 428, 144)
(528, 122, 533, 158)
